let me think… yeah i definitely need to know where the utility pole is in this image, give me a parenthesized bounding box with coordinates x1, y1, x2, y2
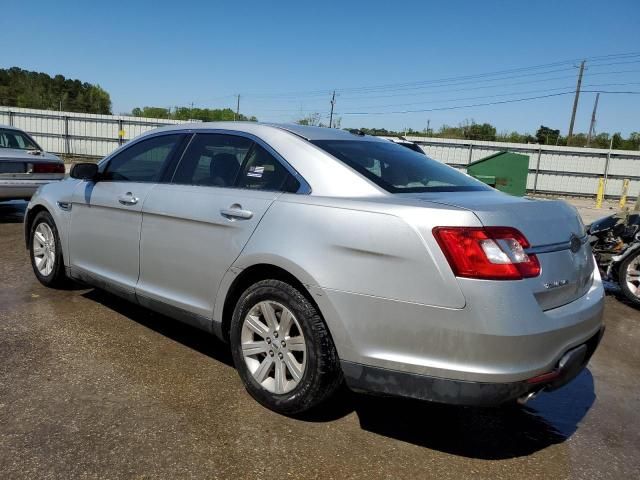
(567, 60, 586, 142)
(235, 94, 240, 121)
(586, 93, 600, 146)
(329, 90, 336, 128)
(426, 119, 431, 136)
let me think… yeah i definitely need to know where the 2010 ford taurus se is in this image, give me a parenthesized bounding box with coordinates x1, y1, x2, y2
(24, 123, 604, 414)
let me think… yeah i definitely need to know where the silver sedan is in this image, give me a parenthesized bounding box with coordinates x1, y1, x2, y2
(24, 123, 605, 414)
(0, 125, 65, 201)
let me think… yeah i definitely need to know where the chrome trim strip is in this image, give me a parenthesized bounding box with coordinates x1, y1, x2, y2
(525, 235, 588, 255)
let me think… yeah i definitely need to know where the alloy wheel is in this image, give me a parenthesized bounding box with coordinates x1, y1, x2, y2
(240, 300, 307, 394)
(32, 223, 56, 276)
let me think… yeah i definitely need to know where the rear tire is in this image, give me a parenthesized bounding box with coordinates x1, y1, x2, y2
(230, 279, 343, 415)
(29, 210, 68, 288)
(619, 249, 640, 307)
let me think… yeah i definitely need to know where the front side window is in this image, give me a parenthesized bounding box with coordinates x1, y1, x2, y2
(311, 139, 491, 193)
(102, 134, 182, 182)
(172, 134, 252, 187)
(236, 143, 300, 192)
(0, 128, 40, 150)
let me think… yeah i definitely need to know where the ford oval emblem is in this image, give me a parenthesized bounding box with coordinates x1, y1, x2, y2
(570, 234, 582, 253)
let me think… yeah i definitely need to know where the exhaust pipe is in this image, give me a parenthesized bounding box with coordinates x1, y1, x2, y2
(517, 390, 541, 405)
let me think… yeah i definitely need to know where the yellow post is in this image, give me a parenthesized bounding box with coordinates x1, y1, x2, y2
(619, 179, 630, 209)
(595, 178, 605, 209)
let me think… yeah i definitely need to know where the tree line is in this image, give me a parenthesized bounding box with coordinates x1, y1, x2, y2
(0, 67, 111, 114)
(347, 121, 640, 151)
(131, 106, 257, 122)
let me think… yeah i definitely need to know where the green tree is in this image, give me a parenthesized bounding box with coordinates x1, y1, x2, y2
(464, 122, 496, 141)
(535, 125, 560, 145)
(0, 67, 112, 114)
(131, 106, 171, 118)
(296, 113, 323, 126)
(130, 106, 257, 122)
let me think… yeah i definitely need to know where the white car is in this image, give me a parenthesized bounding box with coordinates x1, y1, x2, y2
(0, 125, 65, 201)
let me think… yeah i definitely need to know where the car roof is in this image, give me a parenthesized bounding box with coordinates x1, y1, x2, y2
(0, 124, 22, 131)
(148, 121, 384, 142)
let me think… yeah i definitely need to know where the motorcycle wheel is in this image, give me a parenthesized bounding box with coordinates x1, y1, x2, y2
(619, 249, 640, 307)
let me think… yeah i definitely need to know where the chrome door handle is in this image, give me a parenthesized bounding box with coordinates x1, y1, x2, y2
(220, 205, 253, 220)
(118, 192, 139, 205)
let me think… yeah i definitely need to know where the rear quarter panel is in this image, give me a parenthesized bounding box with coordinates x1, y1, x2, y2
(222, 195, 479, 358)
(234, 195, 471, 307)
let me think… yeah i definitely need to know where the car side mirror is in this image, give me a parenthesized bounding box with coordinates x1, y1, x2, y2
(70, 162, 99, 181)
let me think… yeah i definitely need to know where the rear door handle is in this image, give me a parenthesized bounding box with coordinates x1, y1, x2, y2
(220, 205, 253, 220)
(118, 192, 139, 205)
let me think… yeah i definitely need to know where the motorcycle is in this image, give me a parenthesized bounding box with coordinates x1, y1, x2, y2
(588, 211, 640, 307)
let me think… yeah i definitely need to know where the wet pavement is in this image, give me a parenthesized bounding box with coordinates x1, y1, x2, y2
(1, 200, 639, 479)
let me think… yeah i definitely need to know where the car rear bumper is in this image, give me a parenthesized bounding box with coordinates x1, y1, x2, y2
(342, 326, 604, 406)
(0, 179, 62, 200)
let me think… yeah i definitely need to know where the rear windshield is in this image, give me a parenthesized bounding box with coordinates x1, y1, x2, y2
(311, 139, 491, 193)
(0, 128, 40, 150)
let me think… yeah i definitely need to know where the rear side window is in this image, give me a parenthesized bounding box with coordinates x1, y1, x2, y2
(102, 134, 182, 182)
(172, 134, 252, 187)
(0, 128, 40, 150)
(311, 139, 490, 193)
(236, 143, 300, 192)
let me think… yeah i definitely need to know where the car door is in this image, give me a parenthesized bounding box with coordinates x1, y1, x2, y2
(136, 132, 302, 323)
(68, 133, 185, 297)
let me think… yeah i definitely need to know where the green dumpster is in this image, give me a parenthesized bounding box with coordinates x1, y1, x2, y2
(467, 151, 529, 196)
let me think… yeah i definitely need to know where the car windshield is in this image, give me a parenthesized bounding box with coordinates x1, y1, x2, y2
(0, 128, 40, 150)
(311, 139, 491, 193)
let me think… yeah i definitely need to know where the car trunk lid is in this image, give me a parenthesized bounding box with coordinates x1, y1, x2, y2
(404, 191, 594, 310)
(0, 149, 64, 179)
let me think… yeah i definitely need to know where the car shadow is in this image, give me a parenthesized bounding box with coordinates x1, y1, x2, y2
(82, 288, 595, 460)
(300, 369, 595, 460)
(82, 288, 234, 367)
(0, 200, 27, 223)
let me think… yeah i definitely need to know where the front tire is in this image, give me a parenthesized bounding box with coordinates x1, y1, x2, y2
(29, 210, 68, 288)
(230, 279, 342, 415)
(619, 249, 640, 307)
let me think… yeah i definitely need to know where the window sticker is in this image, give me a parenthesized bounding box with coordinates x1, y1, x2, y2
(247, 166, 264, 178)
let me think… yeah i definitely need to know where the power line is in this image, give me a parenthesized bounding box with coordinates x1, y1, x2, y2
(337, 67, 640, 99)
(338, 85, 577, 110)
(167, 52, 640, 108)
(336, 90, 640, 116)
(339, 92, 576, 115)
(235, 52, 640, 99)
(300, 82, 640, 112)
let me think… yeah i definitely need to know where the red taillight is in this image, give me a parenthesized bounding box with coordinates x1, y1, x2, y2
(526, 370, 560, 384)
(432, 226, 540, 280)
(32, 163, 65, 174)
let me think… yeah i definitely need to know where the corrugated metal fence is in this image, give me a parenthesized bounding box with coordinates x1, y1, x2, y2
(0, 106, 192, 159)
(1, 106, 638, 199)
(406, 136, 640, 200)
